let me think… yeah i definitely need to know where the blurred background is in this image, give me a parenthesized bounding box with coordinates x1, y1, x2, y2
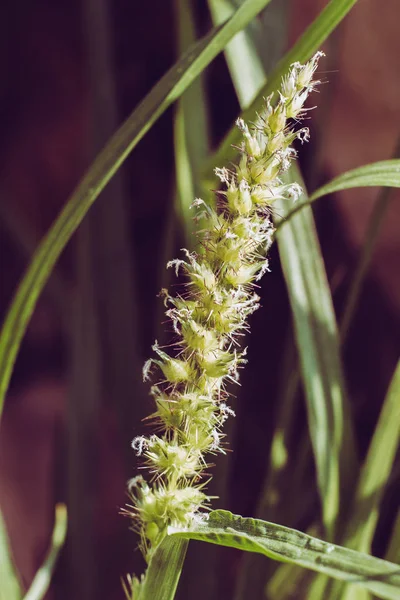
(0, 0, 399, 598)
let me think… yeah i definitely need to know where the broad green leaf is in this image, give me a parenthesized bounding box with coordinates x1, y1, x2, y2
(207, 0, 360, 169)
(279, 160, 400, 226)
(0, 511, 23, 600)
(169, 510, 400, 600)
(275, 167, 356, 540)
(136, 538, 188, 600)
(23, 505, 67, 600)
(0, 0, 274, 422)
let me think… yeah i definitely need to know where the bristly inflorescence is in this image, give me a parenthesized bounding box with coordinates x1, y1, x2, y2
(127, 52, 324, 563)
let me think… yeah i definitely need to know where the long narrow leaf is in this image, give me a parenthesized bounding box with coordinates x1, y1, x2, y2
(344, 359, 400, 553)
(279, 160, 400, 226)
(0, 0, 273, 421)
(169, 510, 400, 600)
(23, 505, 67, 600)
(310, 160, 400, 201)
(326, 361, 400, 600)
(275, 167, 356, 539)
(174, 0, 211, 244)
(208, 0, 267, 107)
(0, 511, 23, 600)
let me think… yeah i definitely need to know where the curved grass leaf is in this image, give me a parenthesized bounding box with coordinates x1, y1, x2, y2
(207, 0, 360, 170)
(343, 359, 400, 554)
(0, 511, 23, 600)
(279, 160, 400, 226)
(0, 0, 273, 422)
(321, 360, 400, 599)
(275, 167, 356, 540)
(23, 505, 67, 600)
(169, 510, 400, 600)
(310, 160, 400, 200)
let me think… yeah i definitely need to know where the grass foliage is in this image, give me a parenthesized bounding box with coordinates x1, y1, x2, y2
(0, 1, 398, 599)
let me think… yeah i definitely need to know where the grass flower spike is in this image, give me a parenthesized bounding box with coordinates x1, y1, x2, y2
(127, 52, 323, 567)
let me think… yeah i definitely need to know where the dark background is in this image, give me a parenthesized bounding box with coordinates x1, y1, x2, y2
(0, 1, 399, 598)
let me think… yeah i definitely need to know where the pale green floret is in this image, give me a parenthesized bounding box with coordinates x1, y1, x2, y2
(159, 356, 193, 383)
(215, 236, 243, 265)
(267, 130, 286, 154)
(249, 156, 281, 185)
(144, 437, 203, 480)
(153, 397, 182, 430)
(226, 179, 253, 215)
(181, 320, 219, 352)
(269, 102, 287, 134)
(199, 349, 237, 378)
(224, 261, 263, 286)
(237, 118, 262, 157)
(130, 476, 207, 550)
(189, 262, 217, 292)
(127, 54, 323, 574)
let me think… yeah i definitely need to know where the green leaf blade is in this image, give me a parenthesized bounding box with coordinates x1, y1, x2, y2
(0, 511, 23, 600)
(344, 359, 400, 553)
(310, 160, 400, 202)
(169, 510, 400, 600)
(275, 168, 356, 539)
(23, 505, 67, 600)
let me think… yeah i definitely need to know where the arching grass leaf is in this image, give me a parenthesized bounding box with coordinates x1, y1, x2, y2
(169, 510, 400, 600)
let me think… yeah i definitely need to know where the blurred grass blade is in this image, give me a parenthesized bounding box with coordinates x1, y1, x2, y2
(339, 185, 398, 341)
(0, 511, 23, 600)
(137, 538, 188, 600)
(23, 505, 67, 600)
(0, 0, 274, 421)
(343, 360, 400, 553)
(385, 509, 400, 564)
(169, 510, 400, 600)
(279, 160, 400, 226)
(174, 0, 211, 244)
(325, 361, 400, 599)
(208, 0, 267, 106)
(174, 105, 197, 242)
(207, 0, 360, 169)
(275, 167, 356, 539)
